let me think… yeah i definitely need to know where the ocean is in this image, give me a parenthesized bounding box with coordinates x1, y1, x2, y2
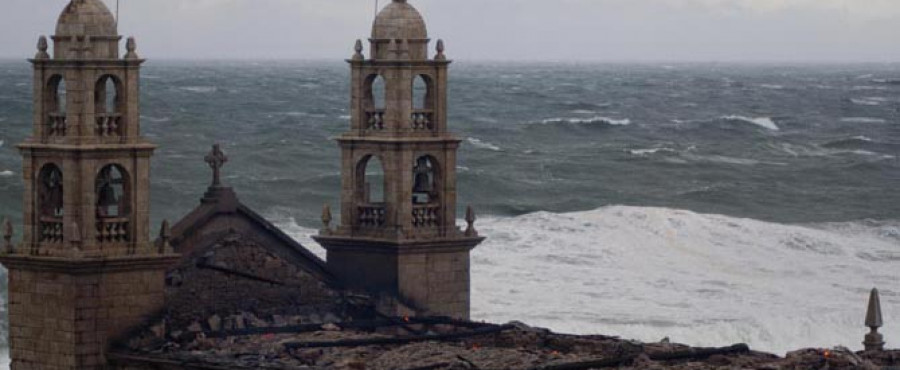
(0, 60, 899, 358)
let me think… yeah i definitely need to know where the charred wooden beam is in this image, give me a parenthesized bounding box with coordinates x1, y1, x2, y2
(531, 343, 751, 370)
(283, 324, 514, 349)
(196, 261, 285, 286)
(203, 316, 497, 339)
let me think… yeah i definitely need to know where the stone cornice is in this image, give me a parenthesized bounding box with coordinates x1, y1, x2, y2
(313, 234, 484, 255)
(17, 142, 158, 153)
(335, 135, 462, 145)
(29, 58, 145, 67)
(0, 254, 180, 274)
(347, 59, 452, 67)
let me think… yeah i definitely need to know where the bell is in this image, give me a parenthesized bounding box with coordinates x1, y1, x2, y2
(98, 183, 118, 208)
(413, 172, 432, 193)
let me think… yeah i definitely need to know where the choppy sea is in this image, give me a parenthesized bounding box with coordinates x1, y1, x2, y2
(1, 61, 899, 358)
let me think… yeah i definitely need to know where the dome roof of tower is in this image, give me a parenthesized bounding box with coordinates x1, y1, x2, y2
(372, 0, 428, 40)
(55, 0, 117, 37)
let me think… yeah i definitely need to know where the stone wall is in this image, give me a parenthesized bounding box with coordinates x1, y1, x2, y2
(399, 250, 470, 318)
(5, 261, 168, 370)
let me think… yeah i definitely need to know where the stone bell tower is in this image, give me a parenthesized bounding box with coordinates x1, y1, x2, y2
(314, 0, 484, 319)
(0, 1, 177, 368)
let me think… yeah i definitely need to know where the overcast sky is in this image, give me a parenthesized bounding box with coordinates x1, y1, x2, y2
(1, 0, 898, 62)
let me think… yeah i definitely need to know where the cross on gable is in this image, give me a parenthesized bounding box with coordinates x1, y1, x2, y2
(204, 144, 228, 187)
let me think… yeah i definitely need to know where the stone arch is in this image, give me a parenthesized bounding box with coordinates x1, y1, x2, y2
(412, 74, 434, 110)
(365, 74, 387, 110)
(46, 74, 66, 114)
(95, 74, 122, 114)
(38, 163, 64, 218)
(356, 155, 386, 204)
(95, 164, 130, 219)
(412, 155, 441, 204)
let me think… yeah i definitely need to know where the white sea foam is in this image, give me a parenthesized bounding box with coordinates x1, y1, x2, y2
(851, 86, 887, 91)
(0, 171, 13, 177)
(0, 140, 4, 148)
(759, 84, 785, 90)
(180, 86, 217, 93)
(141, 116, 172, 123)
(627, 148, 677, 156)
(850, 98, 881, 106)
(721, 115, 779, 131)
(840, 117, 888, 124)
(338, 115, 351, 120)
(466, 137, 502, 152)
(0, 352, 7, 370)
(279, 206, 899, 355)
(540, 117, 631, 126)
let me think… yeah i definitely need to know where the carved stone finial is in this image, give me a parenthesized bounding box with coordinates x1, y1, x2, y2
(2, 217, 14, 254)
(321, 204, 333, 234)
(465, 206, 477, 237)
(35, 36, 50, 60)
(435, 39, 446, 61)
(864, 288, 885, 351)
(159, 220, 173, 254)
(125, 36, 139, 60)
(205, 144, 228, 188)
(353, 39, 364, 61)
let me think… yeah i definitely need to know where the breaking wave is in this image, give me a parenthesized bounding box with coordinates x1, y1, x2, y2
(466, 137, 502, 152)
(179, 86, 218, 94)
(850, 98, 881, 106)
(720, 115, 779, 131)
(0, 171, 13, 177)
(539, 116, 631, 126)
(280, 206, 899, 355)
(840, 117, 887, 124)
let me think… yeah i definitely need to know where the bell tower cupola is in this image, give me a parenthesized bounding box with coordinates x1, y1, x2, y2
(315, 0, 484, 319)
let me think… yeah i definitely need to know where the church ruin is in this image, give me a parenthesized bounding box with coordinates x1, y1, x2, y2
(1, 1, 898, 369)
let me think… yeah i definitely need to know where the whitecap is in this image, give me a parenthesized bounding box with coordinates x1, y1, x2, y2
(721, 115, 779, 131)
(850, 98, 880, 106)
(179, 86, 217, 93)
(840, 117, 887, 124)
(466, 137, 502, 152)
(338, 115, 351, 120)
(570, 109, 597, 115)
(0, 170, 14, 177)
(0, 140, 4, 148)
(141, 116, 171, 123)
(627, 148, 677, 156)
(759, 84, 785, 90)
(540, 116, 631, 126)
(851, 86, 887, 91)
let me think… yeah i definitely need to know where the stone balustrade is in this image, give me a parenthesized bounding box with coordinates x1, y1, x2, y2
(358, 204, 386, 227)
(96, 217, 130, 243)
(47, 112, 67, 137)
(412, 204, 441, 228)
(39, 216, 64, 243)
(411, 110, 434, 131)
(96, 112, 123, 137)
(365, 109, 385, 130)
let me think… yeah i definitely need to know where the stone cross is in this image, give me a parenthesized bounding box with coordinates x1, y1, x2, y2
(204, 144, 228, 187)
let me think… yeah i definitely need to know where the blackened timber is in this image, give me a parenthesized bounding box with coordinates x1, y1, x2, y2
(203, 316, 498, 339)
(283, 324, 515, 349)
(530, 343, 752, 370)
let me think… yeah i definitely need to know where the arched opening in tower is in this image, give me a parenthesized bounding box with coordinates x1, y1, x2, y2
(38, 163, 64, 219)
(359, 155, 386, 204)
(46, 75, 67, 136)
(95, 75, 124, 136)
(412, 74, 435, 130)
(412, 155, 439, 204)
(95, 164, 130, 219)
